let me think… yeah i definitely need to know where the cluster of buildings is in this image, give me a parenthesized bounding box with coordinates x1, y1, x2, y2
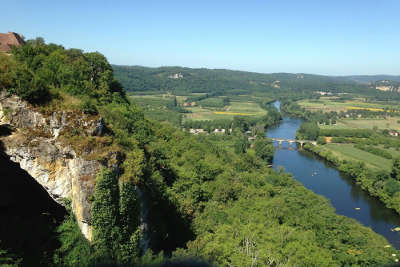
(168, 73, 184, 79)
(315, 91, 333, 96)
(188, 128, 227, 135)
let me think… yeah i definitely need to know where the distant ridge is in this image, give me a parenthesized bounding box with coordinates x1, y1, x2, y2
(343, 75, 400, 84)
(112, 65, 389, 95)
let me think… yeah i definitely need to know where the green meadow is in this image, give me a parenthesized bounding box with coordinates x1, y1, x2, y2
(323, 143, 393, 171)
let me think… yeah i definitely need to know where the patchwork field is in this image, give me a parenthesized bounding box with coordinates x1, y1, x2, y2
(320, 117, 400, 131)
(129, 94, 182, 125)
(129, 94, 270, 124)
(298, 96, 400, 131)
(298, 97, 400, 113)
(184, 101, 267, 121)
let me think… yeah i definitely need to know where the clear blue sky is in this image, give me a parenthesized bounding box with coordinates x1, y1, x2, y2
(2, 0, 399, 75)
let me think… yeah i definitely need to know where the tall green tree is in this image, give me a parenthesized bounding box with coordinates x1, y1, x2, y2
(253, 136, 275, 164)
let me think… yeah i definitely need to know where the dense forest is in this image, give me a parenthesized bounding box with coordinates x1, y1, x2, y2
(0, 39, 399, 266)
(112, 65, 384, 96)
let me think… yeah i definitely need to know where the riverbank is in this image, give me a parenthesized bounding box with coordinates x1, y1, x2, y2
(267, 107, 400, 249)
(280, 98, 400, 216)
(303, 143, 400, 215)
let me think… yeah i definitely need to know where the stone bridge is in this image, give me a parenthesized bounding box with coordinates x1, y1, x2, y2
(270, 138, 317, 146)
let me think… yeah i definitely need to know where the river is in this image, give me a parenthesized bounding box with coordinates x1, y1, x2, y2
(267, 101, 400, 249)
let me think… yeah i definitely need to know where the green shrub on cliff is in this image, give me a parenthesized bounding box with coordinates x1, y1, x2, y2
(91, 168, 142, 264)
(1, 38, 127, 106)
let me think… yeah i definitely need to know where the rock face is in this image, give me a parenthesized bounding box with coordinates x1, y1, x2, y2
(0, 93, 108, 240)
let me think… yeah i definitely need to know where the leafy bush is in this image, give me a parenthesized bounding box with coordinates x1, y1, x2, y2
(297, 121, 320, 140)
(317, 136, 327, 145)
(79, 98, 98, 115)
(4, 38, 128, 105)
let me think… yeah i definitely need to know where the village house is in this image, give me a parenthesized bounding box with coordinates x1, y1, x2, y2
(315, 91, 333, 96)
(168, 73, 183, 79)
(0, 32, 25, 54)
(213, 129, 225, 134)
(389, 130, 399, 137)
(189, 128, 206, 135)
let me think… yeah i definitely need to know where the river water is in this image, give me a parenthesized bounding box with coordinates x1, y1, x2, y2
(267, 101, 400, 248)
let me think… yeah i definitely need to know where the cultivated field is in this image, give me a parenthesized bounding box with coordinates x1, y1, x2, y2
(184, 101, 267, 121)
(129, 94, 182, 125)
(323, 143, 393, 171)
(298, 97, 400, 113)
(129, 94, 270, 124)
(298, 96, 400, 130)
(320, 117, 400, 131)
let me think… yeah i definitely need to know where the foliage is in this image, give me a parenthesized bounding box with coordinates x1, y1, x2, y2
(79, 98, 98, 115)
(304, 143, 400, 215)
(253, 136, 275, 164)
(140, 122, 397, 266)
(391, 158, 400, 181)
(91, 168, 142, 264)
(0, 247, 21, 267)
(3, 37, 399, 266)
(52, 200, 93, 267)
(112, 65, 382, 96)
(0, 54, 17, 92)
(297, 121, 320, 140)
(317, 136, 327, 145)
(1, 38, 127, 105)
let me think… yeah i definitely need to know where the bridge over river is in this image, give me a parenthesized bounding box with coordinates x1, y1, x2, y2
(270, 138, 317, 146)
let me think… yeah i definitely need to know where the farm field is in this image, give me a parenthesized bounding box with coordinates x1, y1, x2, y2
(323, 143, 393, 171)
(319, 117, 400, 131)
(129, 94, 182, 125)
(298, 97, 400, 113)
(184, 100, 267, 121)
(129, 94, 270, 124)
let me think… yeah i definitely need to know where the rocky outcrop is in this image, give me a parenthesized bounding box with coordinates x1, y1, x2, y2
(0, 93, 109, 240)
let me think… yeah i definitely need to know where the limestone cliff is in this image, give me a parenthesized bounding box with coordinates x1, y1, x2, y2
(0, 93, 114, 240)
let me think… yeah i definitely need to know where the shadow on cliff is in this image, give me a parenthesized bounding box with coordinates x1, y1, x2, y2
(142, 163, 195, 255)
(0, 140, 66, 266)
(0, 124, 13, 137)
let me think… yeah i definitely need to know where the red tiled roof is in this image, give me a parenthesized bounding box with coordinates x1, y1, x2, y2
(0, 32, 25, 53)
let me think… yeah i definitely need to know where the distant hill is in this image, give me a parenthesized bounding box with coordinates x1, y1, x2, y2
(343, 75, 400, 84)
(113, 65, 377, 95)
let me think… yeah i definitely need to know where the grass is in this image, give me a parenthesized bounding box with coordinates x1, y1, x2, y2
(323, 143, 393, 170)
